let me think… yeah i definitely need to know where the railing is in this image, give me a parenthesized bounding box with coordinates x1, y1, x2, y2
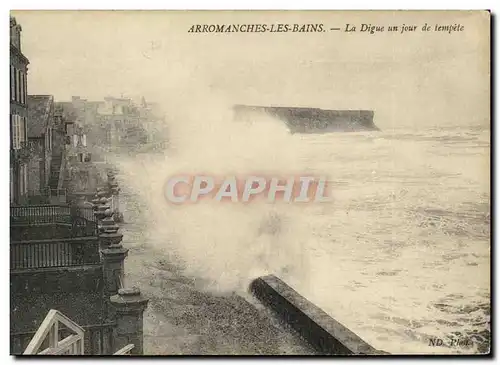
(39, 335, 82, 355)
(84, 323, 115, 355)
(10, 237, 100, 270)
(11, 205, 71, 225)
(23, 310, 85, 355)
(114, 344, 135, 355)
(10, 205, 98, 238)
(74, 206, 97, 222)
(12, 322, 116, 355)
(10, 205, 96, 224)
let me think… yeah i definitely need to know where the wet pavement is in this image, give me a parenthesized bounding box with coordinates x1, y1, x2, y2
(121, 204, 316, 355)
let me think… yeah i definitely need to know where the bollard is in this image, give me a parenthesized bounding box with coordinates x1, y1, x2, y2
(93, 196, 105, 221)
(107, 170, 123, 222)
(110, 288, 149, 355)
(95, 198, 110, 221)
(101, 241, 128, 297)
(99, 209, 122, 250)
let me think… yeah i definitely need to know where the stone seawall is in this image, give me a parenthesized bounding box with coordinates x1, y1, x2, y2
(233, 105, 379, 133)
(250, 275, 389, 355)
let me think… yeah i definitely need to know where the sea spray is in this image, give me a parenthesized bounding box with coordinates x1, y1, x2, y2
(104, 119, 490, 354)
(92, 68, 489, 354)
(107, 87, 330, 296)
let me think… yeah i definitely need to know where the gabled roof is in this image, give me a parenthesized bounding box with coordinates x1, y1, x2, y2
(27, 95, 53, 138)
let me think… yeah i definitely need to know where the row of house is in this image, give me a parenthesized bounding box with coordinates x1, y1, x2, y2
(69, 95, 167, 150)
(10, 16, 149, 356)
(10, 17, 30, 205)
(10, 16, 166, 206)
(10, 17, 75, 205)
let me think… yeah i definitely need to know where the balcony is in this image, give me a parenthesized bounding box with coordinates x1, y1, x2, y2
(10, 205, 96, 228)
(11, 237, 100, 270)
(10, 205, 99, 269)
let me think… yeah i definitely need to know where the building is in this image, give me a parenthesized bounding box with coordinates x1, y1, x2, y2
(97, 97, 142, 145)
(54, 100, 100, 196)
(53, 102, 86, 196)
(59, 95, 166, 150)
(65, 96, 102, 146)
(138, 97, 168, 147)
(10, 17, 30, 204)
(97, 96, 165, 147)
(9, 18, 147, 357)
(66, 119, 91, 164)
(26, 95, 55, 199)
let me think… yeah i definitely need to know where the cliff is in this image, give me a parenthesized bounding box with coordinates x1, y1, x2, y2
(233, 105, 379, 133)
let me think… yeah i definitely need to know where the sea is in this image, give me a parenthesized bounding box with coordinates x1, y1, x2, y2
(99, 115, 490, 355)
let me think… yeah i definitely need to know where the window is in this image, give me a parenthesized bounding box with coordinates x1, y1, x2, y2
(10, 115, 14, 148)
(19, 165, 24, 196)
(10, 114, 27, 150)
(19, 70, 23, 103)
(23, 117, 27, 141)
(20, 72, 24, 104)
(10, 168, 14, 203)
(11, 115, 21, 150)
(15, 69, 20, 102)
(82, 134, 87, 147)
(23, 71, 27, 104)
(19, 115, 25, 146)
(73, 134, 78, 147)
(19, 72, 22, 104)
(23, 164, 28, 195)
(10, 66, 15, 101)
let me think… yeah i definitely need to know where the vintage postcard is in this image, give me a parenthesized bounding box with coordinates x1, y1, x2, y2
(9, 10, 490, 356)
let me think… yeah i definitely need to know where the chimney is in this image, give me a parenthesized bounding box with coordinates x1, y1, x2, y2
(10, 17, 22, 50)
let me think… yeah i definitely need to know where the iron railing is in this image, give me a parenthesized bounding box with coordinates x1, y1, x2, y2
(10, 237, 100, 270)
(10, 204, 96, 224)
(10, 205, 71, 225)
(10, 204, 98, 240)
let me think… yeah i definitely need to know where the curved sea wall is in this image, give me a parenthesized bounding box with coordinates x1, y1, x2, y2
(233, 105, 378, 133)
(250, 275, 389, 355)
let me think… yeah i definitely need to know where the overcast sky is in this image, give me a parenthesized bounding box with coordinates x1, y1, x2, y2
(12, 10, 489, 129)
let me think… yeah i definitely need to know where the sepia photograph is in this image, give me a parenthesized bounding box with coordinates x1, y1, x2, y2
(8, 10, 490, 356)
